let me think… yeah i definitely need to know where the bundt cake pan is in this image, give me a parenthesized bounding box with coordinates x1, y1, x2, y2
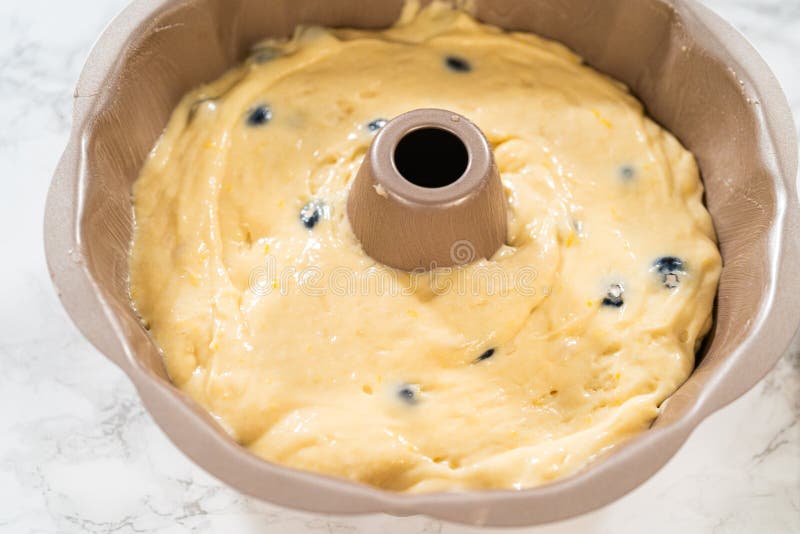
(44, 0, 799, 526)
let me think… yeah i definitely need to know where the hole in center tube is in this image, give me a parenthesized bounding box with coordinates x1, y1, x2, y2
(393, 127, 469, 188)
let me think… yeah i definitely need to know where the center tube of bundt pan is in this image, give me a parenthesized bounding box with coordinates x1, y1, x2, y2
(347, 108, 507, 271)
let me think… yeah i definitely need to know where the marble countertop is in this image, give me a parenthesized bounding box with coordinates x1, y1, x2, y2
(1, 0, 798, 532)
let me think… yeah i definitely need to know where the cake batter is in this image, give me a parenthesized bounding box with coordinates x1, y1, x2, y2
(130, 2, 722, 492)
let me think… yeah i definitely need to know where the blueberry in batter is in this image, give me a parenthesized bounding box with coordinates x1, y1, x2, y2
(445, 55, 471, 72)
(653, 256, 686, 288)
(368, 118, 388, 132)
(618, 164, 636, 180)
(247, 104, 272, 126)
(397, 383, 421, 405)
(602, 283, 624, 308)
(300, 200, 324, 229)
(474, 348, 496, 363)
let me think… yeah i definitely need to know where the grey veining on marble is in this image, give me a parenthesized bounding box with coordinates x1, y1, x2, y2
(0, 0, 798, 532)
